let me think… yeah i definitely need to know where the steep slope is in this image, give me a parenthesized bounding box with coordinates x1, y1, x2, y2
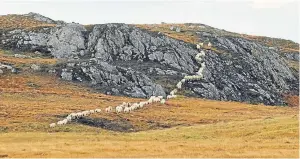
(0, 14, 298, 106)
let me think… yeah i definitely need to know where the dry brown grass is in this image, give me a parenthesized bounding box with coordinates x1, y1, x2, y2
(241, 34, 299, 52)
(283, 94, 299, 108)
(0, 14, 55, 30)
(135, 24, 199, 44)
(0, 50, 57, 66)
(0, 116, 298, 158)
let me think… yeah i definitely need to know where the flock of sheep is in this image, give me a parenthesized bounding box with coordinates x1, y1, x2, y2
(49, 96, 165, 128)
(49, 42, 208, 128)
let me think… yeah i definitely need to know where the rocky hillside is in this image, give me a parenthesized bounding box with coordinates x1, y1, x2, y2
(0, 13, 298, 106)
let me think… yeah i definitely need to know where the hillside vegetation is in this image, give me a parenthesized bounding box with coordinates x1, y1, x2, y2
(0, 14, 55, 30)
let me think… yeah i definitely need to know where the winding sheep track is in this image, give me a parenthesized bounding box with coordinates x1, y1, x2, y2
(50, 44, 207, 128)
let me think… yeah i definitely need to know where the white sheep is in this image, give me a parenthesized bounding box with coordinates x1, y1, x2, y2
(95, 109, 101, 113)
(154, 97, 161, 102)
(49, 123, 56, 128)
(170, 89, 177, 96)
(197, 63, 205, 75)
(139, 102, 145, 108)
(105, 106, 113, 113)
(208, 42, 212, 47)
(57, 121, 64, 126)
(82, 111, 90, 116)
(89, 110, 95, 114)
(66, 116, 72, 122)
(61, 119, 68, 125)
(196, 44, 201, 49)
(116, 106, 123, 113)
(148, 96, 155, 103)
(124, 107, 131, 113)
(195, 56, 202, 63)
(69, 113, 77, 119)
(149, 96, 156, 101)
(199, 50, 206, 57)
(76, 112, 83, 118)
(176, 81, 183, 89)
(131, 103, 140, 110)
(160, 99, 166, 104)
(167, 95, 172, 99)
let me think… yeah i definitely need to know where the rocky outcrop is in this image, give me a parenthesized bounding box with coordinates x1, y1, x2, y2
(0, 19, 298, 105)
(281, 52, 299, 61)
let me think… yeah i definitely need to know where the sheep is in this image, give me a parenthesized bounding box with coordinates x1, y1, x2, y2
(57, 121, 64, 126)
(67, 113, 75, 119)
(158, 96, 164, 99)
(195, 54, 203, 63)
(167, 95, 177, 99)
(82, 111, 90, 116)
(160, 99, 166, 104)
(148, 96, 156, 103)
(61, 119, 68, 125)
(66, 116, 72, 122)
(184, 75, 202, 81)
(75, 112, 83, 118)
(131, 103, 140, 110)
(105, 106, 113, 113)
(208, 42, 212, 48)
(139, 102, 145, 108)
(124, 107, 131, 113)
(95, 109, 101, 113)
(170, 89, 177, 96)
(180, 79, 186, 83)
(196, 44, 201, 49)
(130, 105, 138, 111)
(153, 97, 161, 102)
(140, 101, 148, 107)
(176, 81, 183, 89)
(49, 123, 56, 128)
(116, 106, 123, 113)
(89, 110, 95, 114)
(197, 63, 206, 75)
(122, 102, 127, 106)
(199, 50, 206, 57)
(201, 62, 206, 69)
(121, 102, 131, 107)
(149, 96, 156, 100)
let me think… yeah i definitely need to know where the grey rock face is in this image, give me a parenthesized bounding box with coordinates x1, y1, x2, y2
(0, 23, 298, 105)
(48, 23, 87, 58)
